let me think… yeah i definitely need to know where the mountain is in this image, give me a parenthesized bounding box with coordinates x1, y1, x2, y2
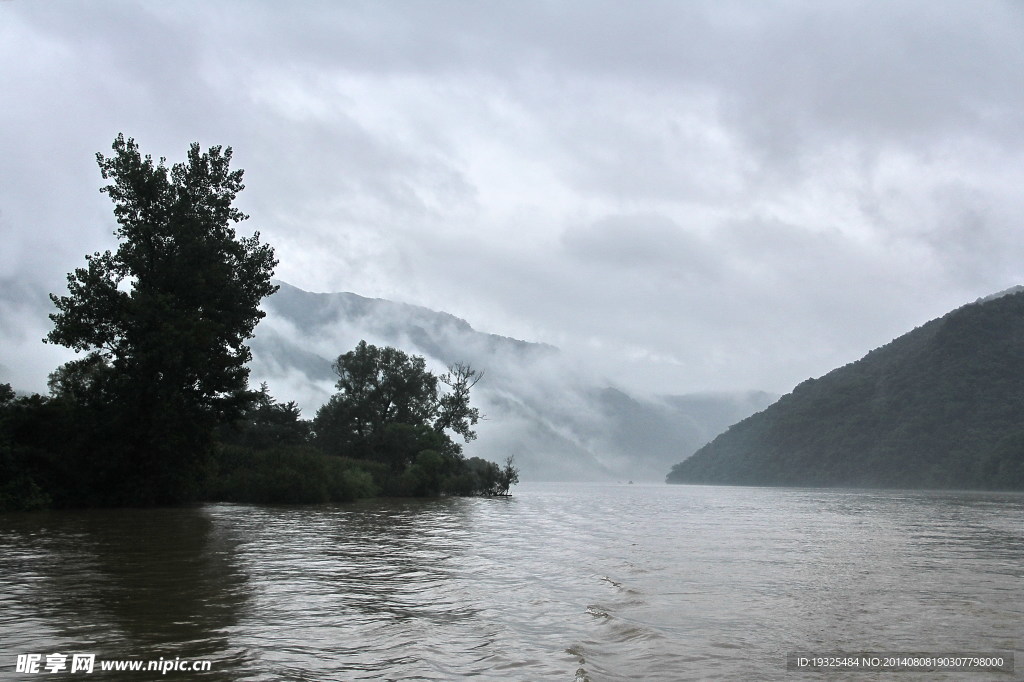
(249, 281, 775, 481)
(667, 289, 1024, 490)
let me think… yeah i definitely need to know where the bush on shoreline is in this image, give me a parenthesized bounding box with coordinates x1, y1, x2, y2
(207, 444, 378, 504)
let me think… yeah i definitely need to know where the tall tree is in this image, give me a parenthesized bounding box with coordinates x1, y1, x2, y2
(47, 134, 278, 505)
(435, 362, 483, 442)
(313, 341, 480, 468)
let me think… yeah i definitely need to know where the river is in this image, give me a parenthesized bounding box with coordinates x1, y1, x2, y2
(1, 483, 1021, 680)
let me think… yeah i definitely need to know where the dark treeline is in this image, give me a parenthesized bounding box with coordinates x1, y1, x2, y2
(0, 135, 516, 511)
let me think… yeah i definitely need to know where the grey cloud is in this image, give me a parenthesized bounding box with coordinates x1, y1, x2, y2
(561, 213, 719, 279)
(709, 2, 1024, 148)
(0, 278, 74, 393)
(2, 0, 1023, 403)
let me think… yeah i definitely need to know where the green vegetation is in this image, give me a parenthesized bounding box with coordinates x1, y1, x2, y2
(312, 341, 488, 496)
(39, 133, 278, 506)
(0, 135, 518, 510)
(667, 292, 1024, 490)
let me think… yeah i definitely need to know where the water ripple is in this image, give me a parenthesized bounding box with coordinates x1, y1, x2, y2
(0, 485, 1021, 680)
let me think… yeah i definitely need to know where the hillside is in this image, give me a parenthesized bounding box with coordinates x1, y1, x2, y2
(250, 282, 775, 481)
(666, 290, 1024, 490)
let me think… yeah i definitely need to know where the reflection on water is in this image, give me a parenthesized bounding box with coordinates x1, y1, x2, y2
(1, 485, 1021, 680)
(0, 507, 250, 680)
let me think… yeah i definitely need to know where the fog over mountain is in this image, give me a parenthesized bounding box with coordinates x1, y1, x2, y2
(6, 1, 1020, 481)
(250, 282, 775, 481)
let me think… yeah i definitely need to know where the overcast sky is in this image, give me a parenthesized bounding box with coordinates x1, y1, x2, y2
(2, 0, 1023, 399)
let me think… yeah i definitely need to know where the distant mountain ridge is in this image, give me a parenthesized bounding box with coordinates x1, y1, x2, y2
(250, 281, 775, 481)
(262, 281, 555, 372)
(667, 290, 1024, 490)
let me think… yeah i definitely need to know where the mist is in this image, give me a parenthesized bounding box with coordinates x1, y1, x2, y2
(248, 282, 776, 481)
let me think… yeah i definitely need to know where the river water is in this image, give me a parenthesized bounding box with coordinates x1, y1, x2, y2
(1, 483, 1021, 680)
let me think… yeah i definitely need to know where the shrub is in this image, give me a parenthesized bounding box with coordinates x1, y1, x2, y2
(208, 444, 377, 504)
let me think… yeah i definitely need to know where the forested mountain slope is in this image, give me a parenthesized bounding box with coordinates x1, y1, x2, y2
(667, 290, 1024, 490)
